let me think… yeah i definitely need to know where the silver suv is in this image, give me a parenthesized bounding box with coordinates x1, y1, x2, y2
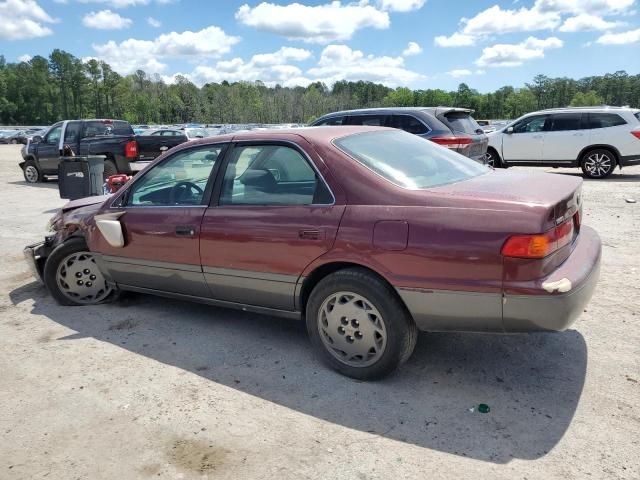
(486, 107, 640, 178)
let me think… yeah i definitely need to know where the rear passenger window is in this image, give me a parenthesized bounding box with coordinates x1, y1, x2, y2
(587, 113, 627, 129)
(348, 115, 389, 127)
(220, 145, 333, 206)
(390, 115, 428, 135)
(316, 116, 346, 126)
(64, 122, 81, 143)
(550, 113, 583, 131)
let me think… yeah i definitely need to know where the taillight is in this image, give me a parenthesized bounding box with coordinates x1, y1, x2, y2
(502, 219, 575, 259)
(125, 140, 138, 158)
(430, 135, 473, 149)
(631, 130, 640, 140)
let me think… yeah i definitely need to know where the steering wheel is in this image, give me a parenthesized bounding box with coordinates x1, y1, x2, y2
(169, 181, 204, 205)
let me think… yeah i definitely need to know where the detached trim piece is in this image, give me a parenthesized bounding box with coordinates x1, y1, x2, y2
(94, 211, 126, 248)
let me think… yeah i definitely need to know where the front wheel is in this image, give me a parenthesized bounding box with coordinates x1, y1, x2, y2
(485, 148, 504, 168)
(44, 237, 117, 306)
(306, 268, 417, 380)
(23, 159, 42, 183)
(580, 149, 615, 179)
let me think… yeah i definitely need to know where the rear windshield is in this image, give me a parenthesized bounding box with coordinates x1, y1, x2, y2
(438, 112, 481, 134)
(83, 120, 133, 137)
(334, 130, 488, 189)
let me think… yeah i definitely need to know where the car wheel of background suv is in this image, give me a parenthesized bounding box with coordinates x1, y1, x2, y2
(23, 159, 42, 183)
(305, 267, 418, 380)
(485, 148, 504, 168)
(580, 148, 616, 179)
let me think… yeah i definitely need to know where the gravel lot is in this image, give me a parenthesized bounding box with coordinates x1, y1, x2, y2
(0, 144, 638, 480)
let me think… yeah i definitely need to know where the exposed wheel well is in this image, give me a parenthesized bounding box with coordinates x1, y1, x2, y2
(299, 262, 396, 314)
(577, 145, 620, 166)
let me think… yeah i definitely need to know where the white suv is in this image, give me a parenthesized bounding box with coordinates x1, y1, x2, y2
(486, 107, 640, 178)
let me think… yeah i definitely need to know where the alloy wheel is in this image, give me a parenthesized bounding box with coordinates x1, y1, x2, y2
(55, 251, 112, 304)
(317, 291, 387, 368)
(24, 166, 39, 183)
(583, 152, 613, 178)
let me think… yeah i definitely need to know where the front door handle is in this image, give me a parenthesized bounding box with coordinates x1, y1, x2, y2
(159, 146, 169, 151)
(298, 229, 322, 240)
(176, 226, 196, 237)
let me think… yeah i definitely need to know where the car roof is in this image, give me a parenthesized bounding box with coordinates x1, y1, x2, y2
(315, 106, 473, 118)
(184, 125, 394, 147)
(535, 106, 639, 114)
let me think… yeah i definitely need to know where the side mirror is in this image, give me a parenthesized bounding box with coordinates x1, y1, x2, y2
(31, 135, 42, 143)
(506, 126, 514, 134)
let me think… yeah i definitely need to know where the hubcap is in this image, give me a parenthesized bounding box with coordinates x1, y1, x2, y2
(24, 166, 38, 183)
(56, 251, 112, 304)
(486, 152, 495, 167)
(317, 291, 387, 367)
(584, 153, 612, 177)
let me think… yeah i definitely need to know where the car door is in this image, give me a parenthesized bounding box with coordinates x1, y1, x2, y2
(542, 113, 586, 164)
(37, 122, 64, 174)
(91, 144, 226, 296)
(199, 140, 345, 311)
(501, 114, 550, 164)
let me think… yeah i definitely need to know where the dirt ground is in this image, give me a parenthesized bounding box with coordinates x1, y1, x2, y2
(0, 144, 638, 480)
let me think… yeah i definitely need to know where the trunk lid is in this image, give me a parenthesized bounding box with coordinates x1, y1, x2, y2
(436, 170, 583, 232)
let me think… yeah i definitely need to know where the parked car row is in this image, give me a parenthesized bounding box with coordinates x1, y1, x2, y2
(0, 127, 46, 144)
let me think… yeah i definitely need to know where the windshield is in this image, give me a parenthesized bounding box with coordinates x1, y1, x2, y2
(334, 130, 488, 189)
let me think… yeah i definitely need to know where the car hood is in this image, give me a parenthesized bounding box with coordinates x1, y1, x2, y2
(61, 194, 111, 212)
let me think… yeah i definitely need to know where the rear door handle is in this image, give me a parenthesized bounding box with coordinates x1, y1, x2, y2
(176, 226, 196, 237)
(298, 229, 322, 240)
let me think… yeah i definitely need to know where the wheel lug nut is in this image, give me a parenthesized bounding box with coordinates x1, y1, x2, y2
(338, 326, 345, 335)
(351, 319, 359, 328)
(340, 318, 348, 326)
(86, 281, 93, 287)
(77, 280, 83, 286)
(355, 331, 363, 339)
(89, 275, 96, 280)
(83, 269, 90, 274)
(346, 336, 354, 344)
(75, 272, 82, 278)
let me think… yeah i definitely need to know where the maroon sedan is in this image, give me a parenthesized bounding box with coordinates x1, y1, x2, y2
(24, 126, 601, 379)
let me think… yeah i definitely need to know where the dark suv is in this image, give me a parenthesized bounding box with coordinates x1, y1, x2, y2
(311, 107, 488, 163)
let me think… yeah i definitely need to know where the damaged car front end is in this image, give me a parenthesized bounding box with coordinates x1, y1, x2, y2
(23, 195, 112, 282)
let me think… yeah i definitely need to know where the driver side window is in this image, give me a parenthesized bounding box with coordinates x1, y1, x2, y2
(45, 124, 63, 145)
(513, 115, 549, 134)
(127, 145, 223, 207)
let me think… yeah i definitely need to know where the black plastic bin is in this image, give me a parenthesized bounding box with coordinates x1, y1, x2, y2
(58, 156, 106, 200)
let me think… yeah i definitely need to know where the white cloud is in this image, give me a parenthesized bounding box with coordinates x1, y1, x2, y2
(377, 0, 426, 12)
(447, 69, 472, 78)
(534, 0, 635, 15)
(92, 25, 241, 74)
(172, 47, 313, 87)
(307, 44, 424, 86)
(559, 13, 623, 31)
(147, 17, 161, 28)
(402, 41, 422, 56)
(82, 10, 132, 29)
(18, 54, 33, 62)
(235, 1, 390, 44)
(0, 0, 56, 40)
(476, 36, 563, 67)
(434, 32, 475, 47)
(596, 27, 640, 44)
(461, 5, 561, 36)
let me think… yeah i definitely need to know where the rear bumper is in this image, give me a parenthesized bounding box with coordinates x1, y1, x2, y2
(502, 226, 601, 332)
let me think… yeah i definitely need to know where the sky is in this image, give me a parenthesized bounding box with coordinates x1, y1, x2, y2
(1, 0, 639, 92)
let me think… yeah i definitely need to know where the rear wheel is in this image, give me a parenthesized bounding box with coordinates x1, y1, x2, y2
(44, 237, 117, 306)
(306, 268, 417, 380)
(10, 139, 18, 144)
(23, 159, 42, 183)
(580, 149, 615, 179)
(103, 159, 118, 180)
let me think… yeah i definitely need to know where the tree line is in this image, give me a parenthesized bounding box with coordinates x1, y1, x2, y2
(0, 49, 638, 126)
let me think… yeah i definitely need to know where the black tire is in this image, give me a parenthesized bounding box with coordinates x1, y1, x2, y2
(23, 159, 42, 183)
(10, 139, 18, 144)
(485, 148, 504, 168)
(306, 268, 418, 380)
(580, 148, 615, 179)
(103, 158, 118, 180)
(44, 237, 118, 306)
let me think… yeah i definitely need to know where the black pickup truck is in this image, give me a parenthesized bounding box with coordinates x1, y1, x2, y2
(20, 119, 147, 183)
